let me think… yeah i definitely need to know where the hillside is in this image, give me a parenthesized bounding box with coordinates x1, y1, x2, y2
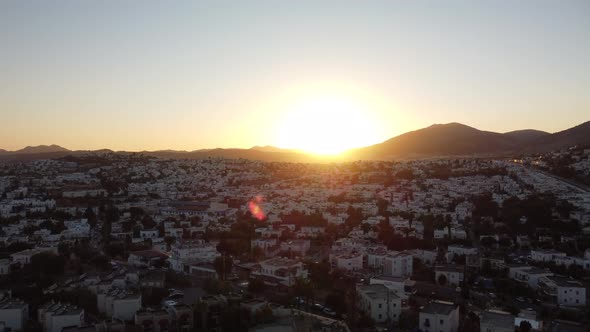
(349, 123, 517, 160)
(527, 121, 590, 152)
(503, 129, 550, 142)
(14, 144, 70, 154)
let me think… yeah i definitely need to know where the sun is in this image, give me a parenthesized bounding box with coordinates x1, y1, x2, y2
(276, 95, 380, 155)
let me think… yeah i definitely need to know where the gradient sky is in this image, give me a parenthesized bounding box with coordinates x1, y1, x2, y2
(1, 0, 589, 151)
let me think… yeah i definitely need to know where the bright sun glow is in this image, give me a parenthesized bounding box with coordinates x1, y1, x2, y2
(277, 95, 380, 155)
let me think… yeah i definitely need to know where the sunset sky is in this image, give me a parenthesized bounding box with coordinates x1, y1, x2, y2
(1, 1, 589, 152)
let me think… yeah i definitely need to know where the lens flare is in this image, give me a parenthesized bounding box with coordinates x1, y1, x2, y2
(248, 195, 266, 220)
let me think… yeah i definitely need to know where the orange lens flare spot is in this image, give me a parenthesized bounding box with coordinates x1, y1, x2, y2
(248, 196, 266, 220)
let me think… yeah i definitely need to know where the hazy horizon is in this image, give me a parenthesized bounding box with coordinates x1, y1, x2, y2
(2, 1, 589, 152)
(1, 119, 588, 153)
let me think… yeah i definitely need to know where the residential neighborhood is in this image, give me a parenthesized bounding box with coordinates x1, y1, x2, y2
(0, 150, 589, 332)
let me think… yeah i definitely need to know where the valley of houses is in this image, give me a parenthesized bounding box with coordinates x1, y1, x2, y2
(0, 152, 589, 332)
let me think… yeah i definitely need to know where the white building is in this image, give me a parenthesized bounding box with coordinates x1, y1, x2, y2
(139, 229, 159, 239)
(251, 238, 277, 251)
(539, 276, 586, 307)
(366, 246, 389, 271)
(0, 297, 28, 331)
(97, 288, 142, 321)
(357, 284, 402, 324)
(419, 301, 460, 332)
(445, 245, 477, 262)
(0, 259, 10, 275)
(329, 248, 363, 271)
(383, 251, 413, 277)
(435, 266, 464, 287)
(370, 275, 415, 300)
(251, 257, 308, 287)
(508, 265, 552, 289)
(280, 240, 310, 256)
(479, 310, 514, 332)
(169, 240, 220, 272)
(530, 249, 566, 263)
(515, 310, 542, 331)
(10, 248, 56, 266)
(408, 249, 437, 266)
(127, 250, 168, 268)
(38, 302, 84, 332)
(297, 226, 325, 238)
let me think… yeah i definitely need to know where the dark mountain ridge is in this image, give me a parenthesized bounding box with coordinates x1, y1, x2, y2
(1, 120, 588, 161)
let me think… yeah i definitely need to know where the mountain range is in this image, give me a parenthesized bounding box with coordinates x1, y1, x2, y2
(1, 121, 588, 162)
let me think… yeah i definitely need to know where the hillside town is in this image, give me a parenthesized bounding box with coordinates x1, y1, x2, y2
(0, 150, 589, 332)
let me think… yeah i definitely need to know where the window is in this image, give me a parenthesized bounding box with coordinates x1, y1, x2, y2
(378, 304, 382, 309)
(424, 319, 430, 327)
(379, 314, 382, 319)
(440, 319, 444, 325)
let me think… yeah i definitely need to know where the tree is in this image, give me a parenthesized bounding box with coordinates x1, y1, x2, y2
(141, 215, 157, 229)
(519, 320, 532, 332)
(83, 207, 97, 228)
(213, 256, 233, 280)
(31, 252, 65, 285)
(254, 306, 275, 324)
(481, 237, 497, 248)
(248, 278, 266, 294)
(437, 273, 448, 286)
(361, 223, 371, 235)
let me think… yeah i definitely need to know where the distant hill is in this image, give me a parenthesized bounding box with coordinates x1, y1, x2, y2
(347, 121, 589, 160)
(250, 145, 299, 153)
(14, 144, 70, 154)
(503, 129, 550, 143)
(1, 121, 588, 162)
(527, 121, 590, 152)
(349, 123, 517, 160)
(250, 145, 289, 153)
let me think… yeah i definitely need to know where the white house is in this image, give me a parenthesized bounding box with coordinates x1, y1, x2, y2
(97, 288, 142, 321)
(419, 301, 460, 332)
(251, 257, 308, 287)
(479, 310, 514, 332)
(530, 249, 566, 263)
(38, 302, 84, 332)
(0, 259, 10, 275)
(435, 266, 464, 287)
(383, 251, 413, 277)
(139, 229, 159, 239)
(514, 310, 542, 331)
(357, 284, 402, 323)
(127, 250, 168, 268)
(408, 249, 437, 266)
(445, 245, 477, 262)
(0, 297, 28, 331)
(539, 276, 586, 307)
(280, 239, 310, 256)
(169, 240, 220, 272)
(252, 238, 278, 251)
(366, 246, 389, 271)
(297, 226, 325, 238)
(329, 248, 363, 271)
(370, 275, 415, 300)
(10, 248, 55, 266)
(508, 265, 552, 289)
